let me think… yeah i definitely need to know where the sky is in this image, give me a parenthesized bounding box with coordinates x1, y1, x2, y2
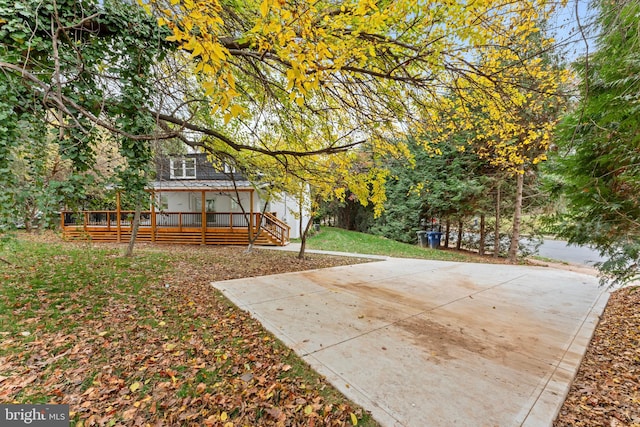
(548, 0, 599, 61)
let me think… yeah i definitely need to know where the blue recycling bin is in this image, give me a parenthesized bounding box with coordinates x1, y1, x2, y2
(427, 231, 442, 249)
(416, 230, 428, 247)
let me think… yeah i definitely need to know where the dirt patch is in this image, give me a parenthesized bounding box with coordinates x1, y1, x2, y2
(526, 257, 600, 277)
(394, 315, 489, 361)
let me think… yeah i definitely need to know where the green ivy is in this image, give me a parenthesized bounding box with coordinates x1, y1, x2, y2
(0, 0, 173, 229)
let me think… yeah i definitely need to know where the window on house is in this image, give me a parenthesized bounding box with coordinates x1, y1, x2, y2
(223, 162, 236, 174)
(170, 158, 196, 179)
(159, 195, 169, 211)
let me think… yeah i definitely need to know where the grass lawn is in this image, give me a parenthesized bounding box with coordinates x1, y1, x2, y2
(0, 233, 378, 426)
(299, 226, 496, 263)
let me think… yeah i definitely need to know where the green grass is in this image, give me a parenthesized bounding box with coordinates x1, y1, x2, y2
(300, 226, 479, 262)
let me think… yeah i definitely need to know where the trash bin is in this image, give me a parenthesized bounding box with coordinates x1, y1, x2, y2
(427, 231, 442, 249)
(416, 230, 428, 248)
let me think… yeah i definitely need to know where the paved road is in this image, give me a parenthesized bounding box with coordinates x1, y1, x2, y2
(538, 239, 606, 266)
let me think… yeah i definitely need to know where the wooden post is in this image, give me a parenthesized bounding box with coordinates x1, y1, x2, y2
(116, 191, 121, 243)
(150, 191, 156, 243)
(249, 189, 254, 241)
(201, 190, 206, 245)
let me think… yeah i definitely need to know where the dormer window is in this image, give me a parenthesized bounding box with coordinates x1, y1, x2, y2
(170, 158, 196, 179)
(223, 162, 236, 174)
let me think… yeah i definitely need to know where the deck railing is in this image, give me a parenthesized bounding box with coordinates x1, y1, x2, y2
(60, 210, 290, 245)
(262, 212, 290, 244)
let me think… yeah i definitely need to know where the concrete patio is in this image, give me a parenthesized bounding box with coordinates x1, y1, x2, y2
(212, 257, 608, 426)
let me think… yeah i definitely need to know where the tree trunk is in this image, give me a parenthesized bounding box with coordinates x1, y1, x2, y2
(508, 171, 524, 263)
(125, 203, 142, 257)
(456, 219, 463, 250)
(479, 213, 486, 256)
(444, 219, 450, 248)
(297, 217, 315, 260)
(494, 181, 501, 258)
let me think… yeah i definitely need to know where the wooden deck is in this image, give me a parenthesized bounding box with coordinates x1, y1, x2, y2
(60, 211, 290, 246)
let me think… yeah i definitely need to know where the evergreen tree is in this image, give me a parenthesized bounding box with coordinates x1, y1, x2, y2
(553, 0, 640, 285)
(371, 139, 490, 245)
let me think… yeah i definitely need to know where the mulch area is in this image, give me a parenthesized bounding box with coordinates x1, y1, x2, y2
(554, 286, 640, 426)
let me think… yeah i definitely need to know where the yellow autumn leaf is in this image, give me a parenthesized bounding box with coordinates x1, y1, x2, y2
(202, 81, 216, 97)
(210, 43, 227, 61)
(191, 43, 203, 58)
(165, 33, 182, 42)
(259, 0, 269, 17)
(129, 381, 141, 392)
(350, 412, 358, 425)
(220, 411, 228, 421)
(304, 405, 313, 415)
(230, 104, 244, 117)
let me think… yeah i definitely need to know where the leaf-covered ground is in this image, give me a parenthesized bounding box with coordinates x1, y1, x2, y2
(554, 286, 640, 427)
(0, 235, 377, 426)
(3, 234, 639, 426)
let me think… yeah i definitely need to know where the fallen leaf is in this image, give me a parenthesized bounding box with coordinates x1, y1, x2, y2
(350, 412, 358, 425)
(122, 407, 137, 420)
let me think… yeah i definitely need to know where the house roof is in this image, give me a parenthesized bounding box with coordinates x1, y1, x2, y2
(149, 180, 259, 191)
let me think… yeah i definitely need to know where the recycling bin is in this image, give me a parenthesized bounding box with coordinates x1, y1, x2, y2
(427, 231, 442, 249)
(416, 230, 428, 248)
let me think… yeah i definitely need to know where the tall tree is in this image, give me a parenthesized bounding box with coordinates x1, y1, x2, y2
(1, 0, 565, 243)
(367, 137, 491, 247)
(552, 0, 640, 285)
(439, 20, 569, 261)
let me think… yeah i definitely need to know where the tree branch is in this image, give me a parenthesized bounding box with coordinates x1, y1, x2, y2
(152, 111, 366, 157)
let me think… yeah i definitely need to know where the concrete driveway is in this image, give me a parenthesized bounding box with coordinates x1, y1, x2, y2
(212, 258, 608, 426)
